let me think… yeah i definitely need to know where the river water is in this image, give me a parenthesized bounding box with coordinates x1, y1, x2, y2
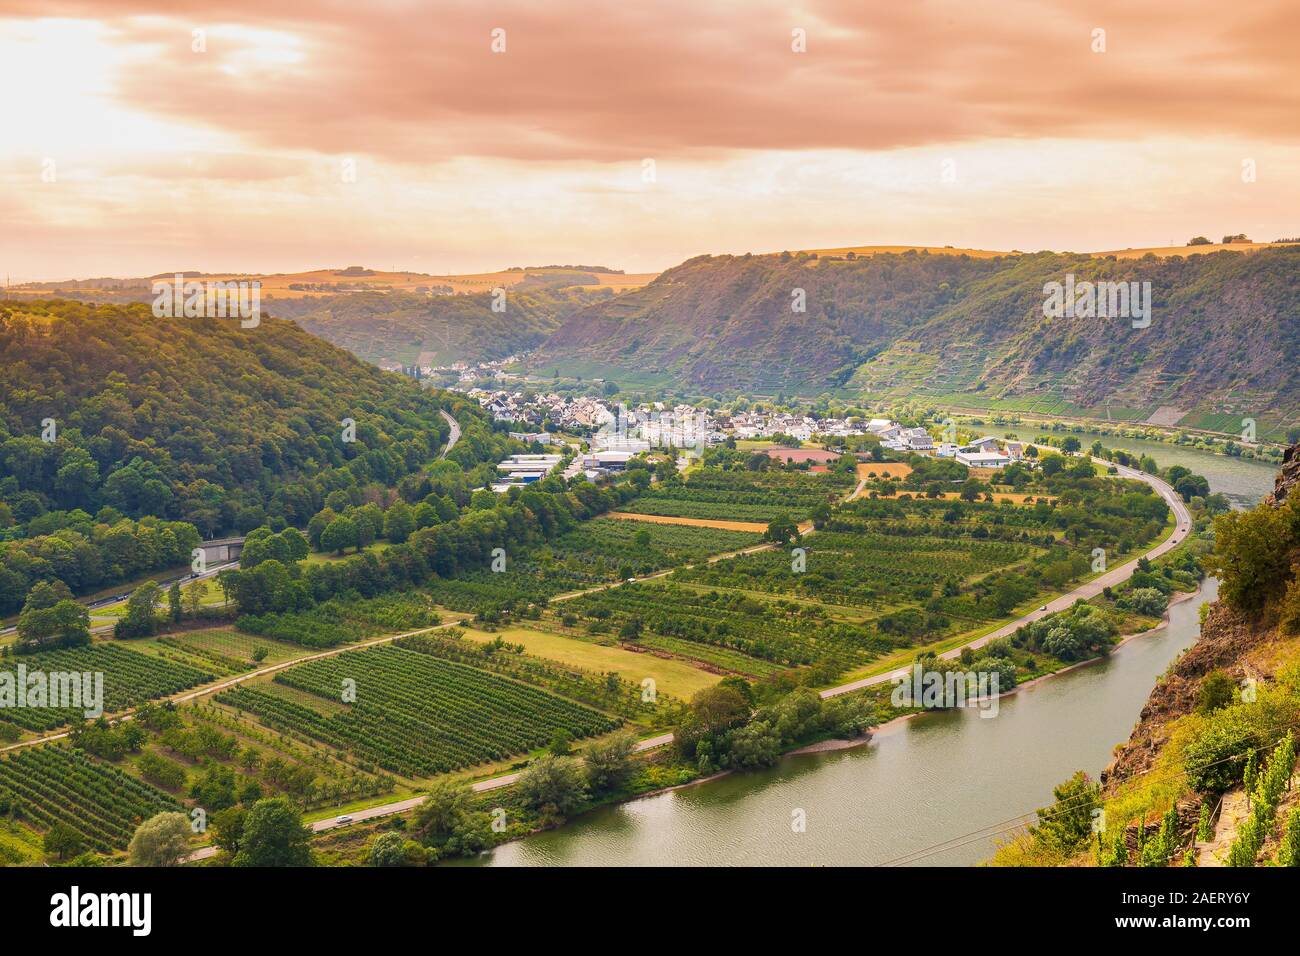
(980, 425, 1277, 510)
(467, 449, 1273, 866)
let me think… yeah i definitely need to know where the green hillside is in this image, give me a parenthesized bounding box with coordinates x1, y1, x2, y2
(531, 247, 1300, 438)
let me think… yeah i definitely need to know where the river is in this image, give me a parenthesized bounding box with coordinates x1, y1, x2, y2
(465, 448, 1272, 866)
(980, 424, 1277, 510)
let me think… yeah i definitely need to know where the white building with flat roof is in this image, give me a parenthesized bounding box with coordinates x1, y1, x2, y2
(956, 450, 1011, 469)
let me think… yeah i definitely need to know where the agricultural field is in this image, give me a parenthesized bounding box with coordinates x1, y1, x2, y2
(607, 512, 769, 533)
(618, 467, 853, 524)
(456, 624, 721, 698)
(217, 642, 622, 777)
(0, 644, 213, 734)
(541, 464, 1168, 683)
(152, 628, 314, 673)
(125, 700, 396, 810)
(235, 591, 442, 649)
(0, 745, 180, 852)
(673, 530, 1038, 614)
(423, 518, 761, 618)
(549, 516, 761, 570)
(558, 581, 888, 672)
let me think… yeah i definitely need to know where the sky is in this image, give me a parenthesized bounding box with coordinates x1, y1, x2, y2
(2, 0, 1298, 281)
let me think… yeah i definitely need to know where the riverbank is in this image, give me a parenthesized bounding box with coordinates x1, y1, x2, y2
(467, 577, 1219, 866)
(820, 581, 1203, 748)
(446, 579, 1207, 866)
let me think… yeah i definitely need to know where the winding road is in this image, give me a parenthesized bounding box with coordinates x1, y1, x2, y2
(439, 409, 460, 458)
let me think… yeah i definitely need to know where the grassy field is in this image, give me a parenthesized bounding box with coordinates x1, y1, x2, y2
(456, 624, 720, 698)
(148, 627, 313, 668)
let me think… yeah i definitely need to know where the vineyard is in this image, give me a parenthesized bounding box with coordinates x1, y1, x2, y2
(236, 591, 441, 648)
(217, 643, 620, 776)
(0, 644, 213, 733)
(619, 468, 852, 523)
(422, 519, 760, 616)
(395, 631, 656, 718)
(549, 517, 760, 571)
(0, 745, 180, 852)
(673, 531, 1037, 610)
(560, 582, 887, 670)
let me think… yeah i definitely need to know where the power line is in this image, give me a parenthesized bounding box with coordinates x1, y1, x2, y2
(873, 714, 1300, 867)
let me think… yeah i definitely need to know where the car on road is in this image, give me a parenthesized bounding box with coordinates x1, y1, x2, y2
(335, 815, 353, 825)
(1039, 605, 1047, 612)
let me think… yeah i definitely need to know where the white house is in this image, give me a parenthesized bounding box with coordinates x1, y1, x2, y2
(956, 450, 1011, 469)
(935, 442, 959, 458)
(900, 427, 934, 452)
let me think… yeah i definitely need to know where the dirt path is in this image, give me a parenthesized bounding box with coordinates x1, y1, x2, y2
(607, 512, 769, 533)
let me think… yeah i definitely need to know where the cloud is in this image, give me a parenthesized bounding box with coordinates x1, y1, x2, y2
(2, 1, 1297, 280)
(5, 0, 1298, 164)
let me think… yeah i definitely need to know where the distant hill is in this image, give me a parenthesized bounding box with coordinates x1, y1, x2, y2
(2, 265, 656, 368)
(292, 284, 606, 367)
(531, 245, 1300, 438)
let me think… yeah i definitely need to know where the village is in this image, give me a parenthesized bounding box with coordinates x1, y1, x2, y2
(472, 388, 1034, 493)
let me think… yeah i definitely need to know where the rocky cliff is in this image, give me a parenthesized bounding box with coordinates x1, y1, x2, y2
(1101, 445, 1300, 785)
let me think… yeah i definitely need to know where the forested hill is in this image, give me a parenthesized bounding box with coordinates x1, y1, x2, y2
(290, 283, 607, 367)
(530, 246, 1299, 429)
(0, 298, 500, 537)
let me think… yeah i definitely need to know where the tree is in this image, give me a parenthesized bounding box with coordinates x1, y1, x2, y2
(319, 515, 359, 555)
(231, 797, 314, 867)
(16, 582, 90, 652)
(306, 508, 337, 550)
(1039, 454, 1064, 477)
(1206, 499, 1297, 612)
(368, 831, 410, 867)
(1173, 474, 1210, 502)
(1278, 808, 1300, 867)
(764, 517, 799, 545)
(211, 806, 248, 857)
(116, 580, 162, 638)
(1117, 587, 1168, 616)
(1029, 771, 1099, 853)
(413, 780, 474, 841)
(583, 731, 638, 792)
(515, 755, 587, 819)
(548, 729, 572, 755)
(128, 812, 192, 866)
(44, 823, 85, 861)
(168, 582, 182, 622)
(383, 501, 416, 544)
(1060, 437, 1081, 454)
(183, 580, 207, 617)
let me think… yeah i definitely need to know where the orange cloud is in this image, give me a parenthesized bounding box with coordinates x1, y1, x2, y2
(2, 1, 1297, 280)
(7, 0, 1299, 162)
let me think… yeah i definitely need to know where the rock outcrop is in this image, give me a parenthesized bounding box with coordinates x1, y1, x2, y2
(1101, 443, 1299, 786)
